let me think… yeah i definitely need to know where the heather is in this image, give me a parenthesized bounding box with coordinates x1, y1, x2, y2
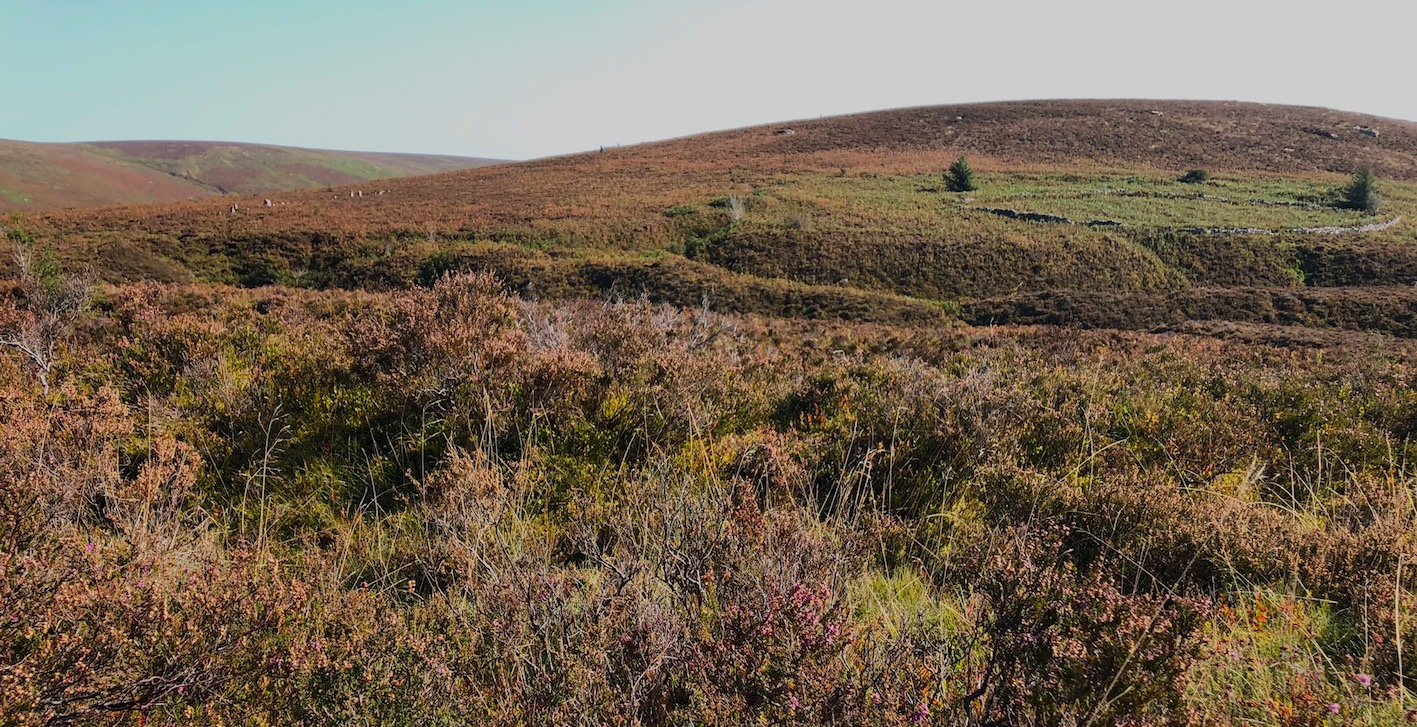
(6, 99, 1417, 725)
(5, 271, 1417, 724)
(20, 102, 1417, 339)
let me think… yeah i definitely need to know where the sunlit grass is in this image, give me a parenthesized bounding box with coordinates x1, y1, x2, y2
(728, 171, 1411, 235)
(1185, 589, 1409, 725)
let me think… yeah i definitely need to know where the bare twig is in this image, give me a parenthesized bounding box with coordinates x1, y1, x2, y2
(0, 231, 93, 394)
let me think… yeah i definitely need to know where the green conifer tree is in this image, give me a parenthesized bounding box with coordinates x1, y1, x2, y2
(1341, 164, 1381, 213)
(946, 155, 977, 193)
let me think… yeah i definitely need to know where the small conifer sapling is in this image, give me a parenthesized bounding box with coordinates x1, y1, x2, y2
(946, 155, 977, 193)
(1341, 164, 1381, 214)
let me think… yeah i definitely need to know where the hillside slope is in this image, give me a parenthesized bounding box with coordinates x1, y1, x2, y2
(14, 102, 1417, 725)
(19, 99, 1417, 333)
(657, 99, 1417, 178)
(0, 139, 502, 212)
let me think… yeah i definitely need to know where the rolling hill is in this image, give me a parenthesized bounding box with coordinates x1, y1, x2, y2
(13, 101, 1417, 724)
(17, 99, 1417, 334)
(0, 139, 502, 212)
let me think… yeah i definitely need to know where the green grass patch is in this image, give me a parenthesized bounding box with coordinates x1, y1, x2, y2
(0, 188, 33, 204)
(689, 172, 1413, 242)
(963, 172, 1404, 229)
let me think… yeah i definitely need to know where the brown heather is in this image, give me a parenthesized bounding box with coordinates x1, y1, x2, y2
(9, 100, 1415, 336)
(0, 271, 1414, 724)
(5, 100, 1417, 724)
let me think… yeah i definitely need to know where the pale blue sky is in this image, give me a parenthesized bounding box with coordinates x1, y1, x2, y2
(2, 0, 1413, 159)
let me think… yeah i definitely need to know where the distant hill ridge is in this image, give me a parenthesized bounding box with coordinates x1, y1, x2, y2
(19, 99, 1417, 337)
(0, 139, 503, 212)
(614, 99, 1417, 179)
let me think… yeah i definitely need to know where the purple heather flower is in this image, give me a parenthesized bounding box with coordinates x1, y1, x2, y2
(1354, 673, 1373, 687)
(1327, 703, 1341, 714)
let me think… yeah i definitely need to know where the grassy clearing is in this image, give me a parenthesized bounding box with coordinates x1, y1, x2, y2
(965, 172, 1399, 229)
(729, 172, 1409, 233)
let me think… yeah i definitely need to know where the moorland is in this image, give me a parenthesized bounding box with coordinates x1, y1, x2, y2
(0, 139, 500, 213)
(5, 100, 1417, 725)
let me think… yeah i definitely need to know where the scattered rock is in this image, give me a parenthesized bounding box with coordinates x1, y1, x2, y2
(1357, 126, 1380, 138)
(1292, 216, 1401, 235)
(776, 128, 796, 136)
(976, 203, 1399, 237)
(1180, 226, 1271, 236)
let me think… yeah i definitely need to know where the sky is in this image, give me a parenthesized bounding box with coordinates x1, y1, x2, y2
(1, 0, 1413, 160)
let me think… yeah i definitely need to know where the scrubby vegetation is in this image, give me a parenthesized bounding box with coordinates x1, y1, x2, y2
(15, 100, 1417, 343)
(16, 166, 1416, 338)
(4, 264, 1417, 724)
(5, 99, 1417, 724)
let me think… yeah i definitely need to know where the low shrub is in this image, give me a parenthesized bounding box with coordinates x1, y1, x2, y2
(2, 274, 1417, 723)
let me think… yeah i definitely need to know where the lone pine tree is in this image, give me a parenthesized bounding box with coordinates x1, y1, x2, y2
(946, 155, 977, 193)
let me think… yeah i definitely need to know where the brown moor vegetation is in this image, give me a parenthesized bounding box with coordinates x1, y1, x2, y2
(5, 100, 1417, 724)
(16, 100, 1417, 334)
(0, 139, 499, 213)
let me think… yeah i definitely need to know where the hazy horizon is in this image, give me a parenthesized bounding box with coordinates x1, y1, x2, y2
(3, 0, 1413, 160)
